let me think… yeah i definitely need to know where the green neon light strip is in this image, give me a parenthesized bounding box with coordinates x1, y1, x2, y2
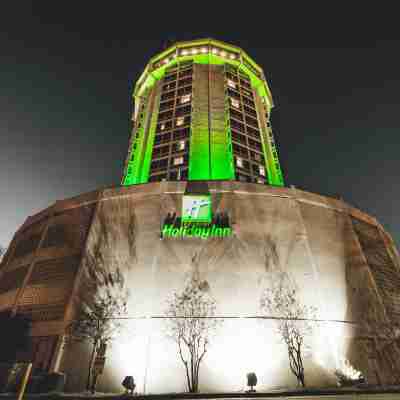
(254, 95, 284, 187)
(136, 54, 271, 107)
(189, 64, 211, 180)
(140, 85, 161, 183)
(123, 97, 148, 185)
(134, 39, 273, 109)
(209, 64, 235, 180)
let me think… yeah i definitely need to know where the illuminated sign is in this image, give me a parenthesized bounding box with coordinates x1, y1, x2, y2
(161, 194, 232, 239)
(162, 223, 232, 239)
(182, 195, 212, 223)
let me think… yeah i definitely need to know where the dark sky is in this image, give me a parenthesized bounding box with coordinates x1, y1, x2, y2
(1, 4, 400, 248)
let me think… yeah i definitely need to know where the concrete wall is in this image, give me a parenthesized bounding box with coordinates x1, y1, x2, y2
(2, 182, 400, 393)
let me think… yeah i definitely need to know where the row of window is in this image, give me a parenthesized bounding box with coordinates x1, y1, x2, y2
(161, 86, 192, 101)
(162, 77, 193, 92)
(226, 79, 253, 98)
(231, 130, 262, 152)
(163, 67, 193, 83)
(225, 67, 269, 183)
(227, 88, 256, 108)
(151, 153, 189, 171)
(150, 66, 193, 178)
(159, 94, 191, 111)
(152, 140, 188, 159)
(149, 168, 189, 182)
(158, 105, 192, 123)
(154, 128, 190, 145)
(234, 156, 266, 177)
(237, 173, 265, 184)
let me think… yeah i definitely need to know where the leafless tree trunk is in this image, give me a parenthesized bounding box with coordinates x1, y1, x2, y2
(260, 271, 316, 387)
(164, 272, 221, 393)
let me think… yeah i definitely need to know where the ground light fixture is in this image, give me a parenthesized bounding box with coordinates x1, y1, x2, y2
(122, 376, 136, 394)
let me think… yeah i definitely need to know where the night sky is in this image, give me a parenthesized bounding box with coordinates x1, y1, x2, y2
(1, 4, 399, 248)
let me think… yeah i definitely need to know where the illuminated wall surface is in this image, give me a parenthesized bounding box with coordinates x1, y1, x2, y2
(122, 39, 284, 187)
(1, 182, 400, 393)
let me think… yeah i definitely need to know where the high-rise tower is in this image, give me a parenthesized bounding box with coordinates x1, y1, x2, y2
(122, 39, 284, 186)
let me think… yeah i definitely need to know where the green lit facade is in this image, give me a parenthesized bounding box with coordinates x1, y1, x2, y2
(122, 39, 284, 187)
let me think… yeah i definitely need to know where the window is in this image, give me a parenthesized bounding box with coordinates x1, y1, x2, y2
(242, 88, 252, 98)
(227, 88, 240, 99)
(159, 100, 174, 111)
(174, 156, 184, 166)
(230, 98, 240, 109)
(172, 140, 187, 153)
(161, 123, 166, 131)
(179, 68, 193, 78)
(240, 79, 251, 89)
(230, 119, 245, 133)
(230, 109, 243, 121)
(246, 116, 259, 128)
(173, 129, 189, 140)
(227, 79, 236, 89)
(250, 151, 262, 162)
(232, 143, 249, 158)
(178, 78, 192, 87)
(178, 86, 192, 96)
(247, 126, 260, 138)
(244, 105, 257, 117)
(151, 159, 168, 171)
(259, 166, 266, 176)
(154, 133, 171, 144)
(175, 105, 191, 116)
(176, 117, 184, 127)
(248, 138, 262, 151)
(149, 173, 167, 182)
(163, 82, 176, 91)
(159, 111, 173, 121)
(152, 145, 169, 159)
(243, 96, 255, 108)
(180, 94, 191, 104)
(226, 72, 238, 82)
(180, 169, 188, 180)
(161, 91, 175, 101)
(169, 170, 178, 180)
(236, 157, 243, 168)
(231, 130, 246, 145)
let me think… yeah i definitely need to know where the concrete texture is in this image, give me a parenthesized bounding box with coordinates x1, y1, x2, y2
(1, 182, 400, 393)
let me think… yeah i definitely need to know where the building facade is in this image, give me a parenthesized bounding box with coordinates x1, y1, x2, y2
(122, 39, 283, 186)
(1, 40, 400, 393)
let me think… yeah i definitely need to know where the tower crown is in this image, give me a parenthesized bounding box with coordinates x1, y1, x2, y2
(124, 39, 283, 186)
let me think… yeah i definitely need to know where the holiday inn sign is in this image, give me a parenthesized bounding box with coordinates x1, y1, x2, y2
(161, 194, 232, 239)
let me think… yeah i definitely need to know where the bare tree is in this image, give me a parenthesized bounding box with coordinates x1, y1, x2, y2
(164, 272, 221, 393)
(260, 271, 316, 387)
(67, 252, 130, 393)
(66, 203, 135, 393)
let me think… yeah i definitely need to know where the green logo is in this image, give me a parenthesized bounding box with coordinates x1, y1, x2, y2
(182, 195, 212, 223)
(161, 193, 232, 239)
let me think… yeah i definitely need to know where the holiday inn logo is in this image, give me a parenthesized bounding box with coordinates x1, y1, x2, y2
(162, 223, 231, 239)
(161, 194, 232, 239)
(182, 195, 212, 223)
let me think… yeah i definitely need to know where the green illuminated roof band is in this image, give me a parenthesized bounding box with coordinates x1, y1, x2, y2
(133, 39, 274, 112)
